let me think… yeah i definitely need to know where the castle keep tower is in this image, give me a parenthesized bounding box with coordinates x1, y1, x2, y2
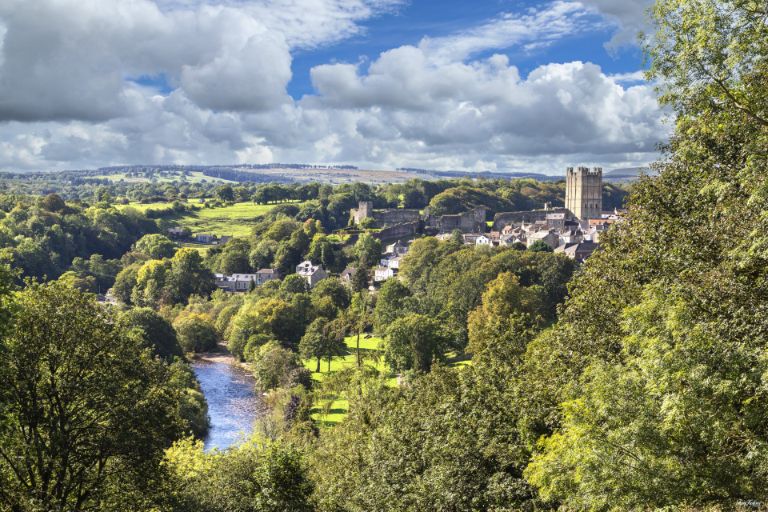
(565, 166, 602, 221)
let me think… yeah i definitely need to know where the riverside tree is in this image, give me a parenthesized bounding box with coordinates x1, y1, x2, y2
(0, 282, 183, 511)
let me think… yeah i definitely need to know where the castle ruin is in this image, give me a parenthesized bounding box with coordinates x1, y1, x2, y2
(565, 166, 602, 221)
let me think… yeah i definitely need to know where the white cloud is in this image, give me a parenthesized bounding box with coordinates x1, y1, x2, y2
(581, 0, 654, 50)
(420, 1, 602, 63)
(0, 0, 667, 173)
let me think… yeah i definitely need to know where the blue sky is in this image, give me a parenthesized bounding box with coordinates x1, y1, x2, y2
(289, 0, 645, 99)
(0, 0, 665, 173)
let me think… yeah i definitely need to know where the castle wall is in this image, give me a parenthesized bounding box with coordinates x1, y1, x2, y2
(373, 209, 422, 226)
(373, 221, 422, 241)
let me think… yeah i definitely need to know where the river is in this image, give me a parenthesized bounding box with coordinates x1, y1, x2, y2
(192, 355, 263, 451)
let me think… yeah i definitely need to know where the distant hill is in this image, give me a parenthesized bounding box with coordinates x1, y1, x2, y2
(604, 167, 654, 182)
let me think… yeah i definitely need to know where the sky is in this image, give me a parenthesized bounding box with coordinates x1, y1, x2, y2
(0, 0, 668, 174)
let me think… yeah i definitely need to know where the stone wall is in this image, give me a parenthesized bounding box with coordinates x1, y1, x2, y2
(492, 207, 571, 231)
(373, 221, 422, 241)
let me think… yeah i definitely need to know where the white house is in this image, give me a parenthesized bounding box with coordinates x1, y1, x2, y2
(475, 234, 492, 246)
(374, 265, 396, 282)
(296, 261, 328, 288)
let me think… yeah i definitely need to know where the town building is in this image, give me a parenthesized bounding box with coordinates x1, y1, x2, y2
(555, 241, 600, 262)
(215, 273, 258, 292)
(296, 261, 328, 288)
(374, 265, 396, 282)
(527, 230, 560, 250)
(340, 267, 356, 287)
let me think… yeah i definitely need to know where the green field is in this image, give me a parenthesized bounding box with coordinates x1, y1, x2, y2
(120, 201, 284, 237)
(173, 202, 278, 237)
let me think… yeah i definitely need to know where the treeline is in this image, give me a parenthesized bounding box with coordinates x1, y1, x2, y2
(0, 193, 158, 283)
(0, 166, 630, 215)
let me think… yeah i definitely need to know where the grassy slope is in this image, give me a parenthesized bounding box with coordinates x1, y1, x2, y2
(175, 203, 278, 237)
(306, 334, 393, 426)
(120, 201, 285, 237)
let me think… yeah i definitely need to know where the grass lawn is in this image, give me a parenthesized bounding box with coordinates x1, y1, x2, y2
(117, 201, 179, 212)
(307, 334, 391, 426)
(180, 242, 216, 256)
(173, 202, 289, 237)
(307, 336, 472, 426)
(119, 201, 291, 237)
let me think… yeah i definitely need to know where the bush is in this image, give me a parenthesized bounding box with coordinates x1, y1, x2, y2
(174, 313, 219, 353)
(251, 341, 307, 391)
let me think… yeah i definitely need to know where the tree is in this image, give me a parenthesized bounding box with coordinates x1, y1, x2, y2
(0, 282, 183, 511)
(174, 313, 219, 353)
(118, 307, 184, 359)
(216, 238, 252, 274)
(521, 2, 768, 508)
(215, 184, 235, 202)
(112, 261, 142, 304)
(249, 239, 278, 270)
(350, 263, 369, 293)
(299, 317, 347, 373)
(165, 437, 314, 512)
(466, 272, 543, 357)
(385, 313, 447, 372)
(230, 297, 306, 349)
(299, 317, 329, 372)
(527, 240, 552, 253)
(527, 283, 768, 508)
(311, 277, 350, 311)
(281, 274, 308, 294)
(133, 233, 177, 259)
(166, 248, 216, 303)
(373, 278, 411, 334)
(353, 233, 382, 265)
(250, 342, 308, 391)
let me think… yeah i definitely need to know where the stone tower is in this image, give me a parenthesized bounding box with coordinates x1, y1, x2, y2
(565, 166, 602, 221)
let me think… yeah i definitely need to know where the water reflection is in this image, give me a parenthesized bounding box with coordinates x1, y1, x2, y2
(192, 357, 262, 451)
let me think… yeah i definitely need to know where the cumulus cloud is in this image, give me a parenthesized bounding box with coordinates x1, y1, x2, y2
(0, 0, 668, 173)
(581, 0, 655, 50)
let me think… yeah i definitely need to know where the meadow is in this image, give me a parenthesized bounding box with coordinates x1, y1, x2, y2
(173, 202, 279, 237)
(119, 201, 285, 237)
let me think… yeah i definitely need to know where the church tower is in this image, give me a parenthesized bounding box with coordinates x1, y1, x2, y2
(565, 166, 602, 221)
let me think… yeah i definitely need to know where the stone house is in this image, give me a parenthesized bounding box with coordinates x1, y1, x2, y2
(296, 261, 328, 289)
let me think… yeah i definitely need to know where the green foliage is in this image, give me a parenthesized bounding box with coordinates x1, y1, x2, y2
(0, 282, 183, 511)
(385, 313, 448, 372)
(352, 233, 381, 265)
(213, 238, 252, 274)
(372, 278, 411, 334)
(251, 341, 310, 392)
(428, 185, 511, 216)
(165, 437, 314, 512)
(467, 272, 543, 357)
(311, 367, 534, 512)
(299, 317, 347, 373)
(167, 359, 210, 439)
(133, 233, 178, 259)
(174, 313, 219, 353)
(527, 240, 552, 253)
(119, 306, 184, 359)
